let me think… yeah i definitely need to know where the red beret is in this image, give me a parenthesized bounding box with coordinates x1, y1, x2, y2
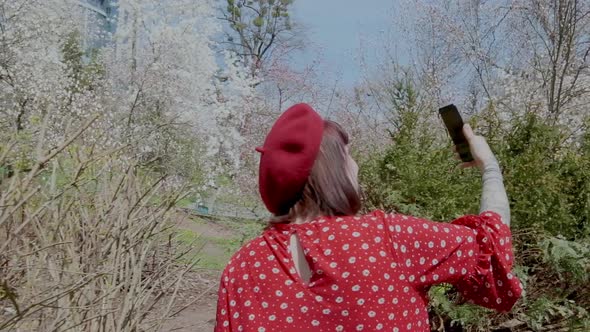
(256, 103, 324, 215)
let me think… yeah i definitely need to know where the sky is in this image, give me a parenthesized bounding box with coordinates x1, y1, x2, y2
(291, 0, 405, 87)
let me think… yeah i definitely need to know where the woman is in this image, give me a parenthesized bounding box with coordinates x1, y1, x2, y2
(215, 104, 521, 332)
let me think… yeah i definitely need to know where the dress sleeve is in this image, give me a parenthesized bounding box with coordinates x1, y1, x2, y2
(451, 211, 523, 311)
(383, 211, 522, 312)
(214, 271, 232, 332)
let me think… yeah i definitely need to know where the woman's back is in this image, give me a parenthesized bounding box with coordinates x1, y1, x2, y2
(216, 211, 521, 332)
(216, 103, 522, 331)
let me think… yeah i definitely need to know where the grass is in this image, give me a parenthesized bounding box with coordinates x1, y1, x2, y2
(176, 197, 195, 208)
(176, 229, 229, 270)
(175, 216, 264, 270)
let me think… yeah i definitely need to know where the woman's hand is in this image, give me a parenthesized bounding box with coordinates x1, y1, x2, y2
(454, 124, 497, 171)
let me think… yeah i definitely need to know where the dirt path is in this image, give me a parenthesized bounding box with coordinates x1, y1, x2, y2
(175, 210, 236, 239)
(160, 274, 219, 331)
(159, 212, 234, 331)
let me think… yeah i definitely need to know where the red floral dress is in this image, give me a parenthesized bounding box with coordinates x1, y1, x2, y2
(215, 211, 522, 332)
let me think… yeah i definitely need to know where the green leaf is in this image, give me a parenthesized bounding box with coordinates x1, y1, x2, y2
(253, 16, 264, 27)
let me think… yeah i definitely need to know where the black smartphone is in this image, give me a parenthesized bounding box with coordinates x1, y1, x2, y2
(439, 104, 474, 162)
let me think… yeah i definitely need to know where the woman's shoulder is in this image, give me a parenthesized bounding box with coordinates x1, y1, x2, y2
(356, 209, 423, 223)
(360, 210, 457, 234)
(220, 234, 268, 277)
(269, 210, 425, 229)
(317, 210, 394, 223)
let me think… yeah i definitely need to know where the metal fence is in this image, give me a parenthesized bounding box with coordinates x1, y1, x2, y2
(190, 202, 270, 221)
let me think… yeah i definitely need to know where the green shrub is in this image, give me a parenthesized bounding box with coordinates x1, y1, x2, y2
(359, 78, 590, 330)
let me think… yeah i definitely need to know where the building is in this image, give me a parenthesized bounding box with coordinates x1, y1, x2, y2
(77, 0, 117, 49)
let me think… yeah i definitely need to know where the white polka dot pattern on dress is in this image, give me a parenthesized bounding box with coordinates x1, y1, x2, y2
(215, 210, 522, 332)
